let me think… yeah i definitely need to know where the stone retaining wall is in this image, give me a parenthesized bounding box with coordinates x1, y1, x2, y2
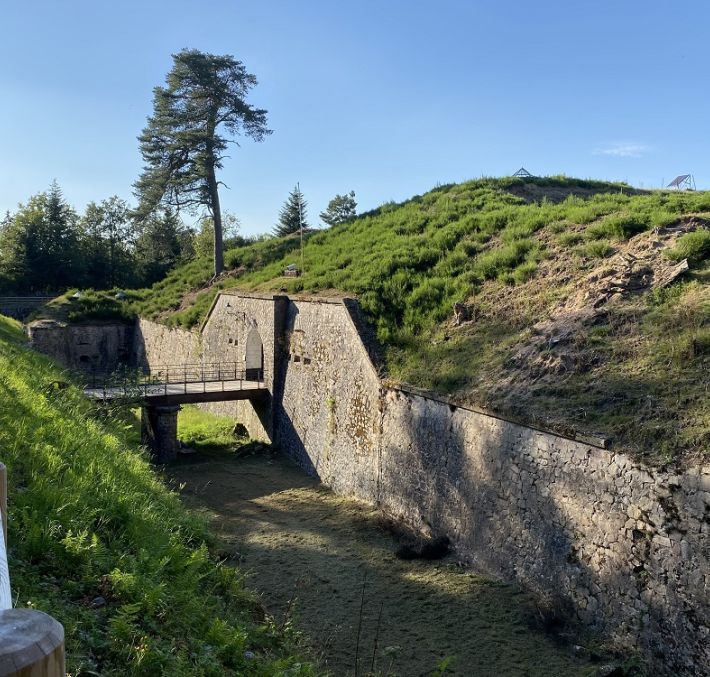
(27, 320, 132, 374)
(27, 294, 710, 673)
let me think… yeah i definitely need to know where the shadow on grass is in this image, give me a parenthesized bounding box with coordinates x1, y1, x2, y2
(165, 450, 605, 677)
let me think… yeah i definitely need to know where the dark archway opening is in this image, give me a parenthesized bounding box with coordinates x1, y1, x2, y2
(245, 329, 264, 380)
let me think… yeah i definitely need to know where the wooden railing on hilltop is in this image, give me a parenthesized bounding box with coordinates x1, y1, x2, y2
(0, 462, 66, 676)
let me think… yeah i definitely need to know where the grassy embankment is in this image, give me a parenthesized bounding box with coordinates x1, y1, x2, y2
(45, 176, 710, 466)
(0, 314, 314, 676)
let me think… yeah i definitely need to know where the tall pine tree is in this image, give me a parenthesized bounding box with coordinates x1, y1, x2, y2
(134, 49, 270, 277)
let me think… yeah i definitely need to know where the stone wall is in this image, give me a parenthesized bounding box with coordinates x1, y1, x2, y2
(378, 388, 709, 674)
(187, 292, 709, 674)
(33, 293, 709, 673)
(27, 320, 132, 374)
(132, 318, 202, 369)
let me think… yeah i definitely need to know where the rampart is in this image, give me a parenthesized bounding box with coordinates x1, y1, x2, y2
(27, 292, 710, 674)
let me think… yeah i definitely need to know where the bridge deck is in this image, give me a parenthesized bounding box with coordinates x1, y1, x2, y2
(83, 362, 267, 406)
(84, 380, 267, 406)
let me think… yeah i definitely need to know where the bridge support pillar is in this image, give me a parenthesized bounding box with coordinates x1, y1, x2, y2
(141, 405, 181, 463)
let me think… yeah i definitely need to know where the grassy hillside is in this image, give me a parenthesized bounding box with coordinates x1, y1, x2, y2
(48, 176, 710, 466)
(0, 315, 314, 676)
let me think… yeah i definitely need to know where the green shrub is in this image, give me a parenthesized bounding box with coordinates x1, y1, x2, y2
(585, 213, 649, 241)
(556, 232, 584, 247)
(576, 240, 614, 259)
(666, 228, 710, 265)
(472, 239, 537, 281)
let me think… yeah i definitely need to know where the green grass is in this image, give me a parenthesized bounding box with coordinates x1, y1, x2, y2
(112, 177, 710, 340)
(178, 406, 246, 451)
(0, 315, 314, 676)
(666, 227, 710, 264)
(36, 176, 710, 466)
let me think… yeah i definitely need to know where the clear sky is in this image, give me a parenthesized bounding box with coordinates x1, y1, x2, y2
(0, 0, 708, 235)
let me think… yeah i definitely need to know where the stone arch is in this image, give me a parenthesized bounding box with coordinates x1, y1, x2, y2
(244, 328, 264, 380)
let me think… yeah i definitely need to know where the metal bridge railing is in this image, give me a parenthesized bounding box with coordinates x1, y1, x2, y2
(84, 362, 265, 400)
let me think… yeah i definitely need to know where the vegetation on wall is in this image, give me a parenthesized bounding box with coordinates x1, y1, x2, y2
(42, 176, 710, 466)
(0, 315, 313, 675)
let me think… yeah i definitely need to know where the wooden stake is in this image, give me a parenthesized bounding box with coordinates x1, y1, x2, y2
(0, 609, 65, 676)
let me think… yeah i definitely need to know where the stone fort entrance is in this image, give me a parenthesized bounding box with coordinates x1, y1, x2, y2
(244, 328, 264, 380)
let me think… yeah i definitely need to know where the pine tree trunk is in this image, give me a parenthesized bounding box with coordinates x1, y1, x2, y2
(206, 163, 224, 276)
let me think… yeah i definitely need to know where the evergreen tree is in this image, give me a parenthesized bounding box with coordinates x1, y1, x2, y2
(134, 209, 188, 284)
(0, 182, 80, 292)
(274, 185, 309, 236)
(80, 196, 134, 288)
(319, 191, 357, 227)
(134, 49, 271, 277)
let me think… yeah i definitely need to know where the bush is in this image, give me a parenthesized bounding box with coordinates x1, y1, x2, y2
(576, 240, 614, 259)
(585, 213, 649, 241)
(666, 228, 710, 265)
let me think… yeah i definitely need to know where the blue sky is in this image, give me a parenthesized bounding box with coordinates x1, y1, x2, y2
(0, 1, 707, 235)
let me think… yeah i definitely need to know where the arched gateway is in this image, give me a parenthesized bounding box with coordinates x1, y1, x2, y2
(244, 328, 264, 380)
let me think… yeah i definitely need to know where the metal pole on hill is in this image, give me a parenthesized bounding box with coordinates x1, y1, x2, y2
(298, 182, 305, 276)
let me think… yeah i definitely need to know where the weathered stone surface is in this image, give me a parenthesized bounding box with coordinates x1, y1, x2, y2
(32, 291, 710, 675)
(27, 320, 132, 374)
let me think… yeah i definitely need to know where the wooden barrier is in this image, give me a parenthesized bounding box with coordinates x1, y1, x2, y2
(0, 463, 6, 548)
(0, 462, 65, 676)
(0, 610, 65, 676)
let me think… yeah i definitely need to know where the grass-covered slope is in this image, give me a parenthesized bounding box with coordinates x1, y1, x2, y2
(0, 315, 313, 676)
(51, 176, 710, 466)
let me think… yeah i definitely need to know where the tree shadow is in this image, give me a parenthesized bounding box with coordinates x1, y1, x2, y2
(376, 389, 708, 674)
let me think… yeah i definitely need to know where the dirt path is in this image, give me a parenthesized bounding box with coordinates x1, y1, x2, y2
(165, 449, 601, 676)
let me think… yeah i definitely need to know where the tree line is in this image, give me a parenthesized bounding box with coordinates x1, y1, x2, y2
(0, 181, 201, 293)
(0, 49, 358, 294)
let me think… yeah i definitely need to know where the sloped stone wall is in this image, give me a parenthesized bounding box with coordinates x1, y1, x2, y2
(378, 388, 709, 674)
(37, 294, 708, 673)
(190, 292, 708, 674)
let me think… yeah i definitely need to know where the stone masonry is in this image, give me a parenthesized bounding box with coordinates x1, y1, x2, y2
(30, 291, 710, 674)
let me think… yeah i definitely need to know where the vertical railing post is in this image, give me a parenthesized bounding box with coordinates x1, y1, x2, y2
(1, 461, 10, 610)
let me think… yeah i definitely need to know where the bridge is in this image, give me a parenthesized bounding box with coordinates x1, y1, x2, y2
(84, 362, 267, 463)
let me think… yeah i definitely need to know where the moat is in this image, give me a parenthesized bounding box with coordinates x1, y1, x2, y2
(165, 446, 602, 676)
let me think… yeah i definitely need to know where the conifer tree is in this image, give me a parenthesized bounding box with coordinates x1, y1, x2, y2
(0, 182, 80, 292)
(274, 185, 309, 236)
(319, 191, 357, 227)
(134, 49, 270, 277)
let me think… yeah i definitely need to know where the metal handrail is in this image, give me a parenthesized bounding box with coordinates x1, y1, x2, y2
(84, 363, 264, 401)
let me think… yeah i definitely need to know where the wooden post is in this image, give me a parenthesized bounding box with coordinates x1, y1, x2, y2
(0, 609, 65, 676)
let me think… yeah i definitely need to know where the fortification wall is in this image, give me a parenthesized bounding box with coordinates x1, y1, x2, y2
(274, 297, 382, 499)
(27, 320, 132, 374)
(132, 318, 202, 369)
(378, 388, 709, 674)
(31, 294, 708, 672)
(188, 292, 709, 674)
